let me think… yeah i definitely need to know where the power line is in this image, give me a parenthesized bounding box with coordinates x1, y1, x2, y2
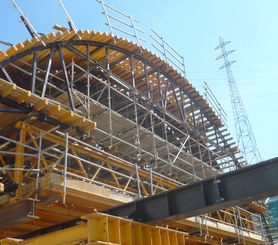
(191, 77, 278, 81)
(189, 68, 278, 73)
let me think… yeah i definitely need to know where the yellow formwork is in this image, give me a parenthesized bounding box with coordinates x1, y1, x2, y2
(0, 212, 190, 245)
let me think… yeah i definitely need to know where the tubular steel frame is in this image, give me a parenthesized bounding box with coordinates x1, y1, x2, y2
(0, 40, 242, 178)
(0, 35, 262, 241)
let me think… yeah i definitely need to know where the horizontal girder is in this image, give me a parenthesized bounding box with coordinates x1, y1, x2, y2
(105, 157, 278, 222)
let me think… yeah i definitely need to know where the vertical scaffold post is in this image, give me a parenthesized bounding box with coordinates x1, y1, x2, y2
(70, 58, 74, 90)
(58, 46, 75, 112)
(259, 215, 265, 242)
(144, 60, 157, 167)
(63, 132, 69, 204)
(187, 132, 197, 182)
(196, 215, 203, 237)
(41, 47, 55, 98)
(15, 123, 27, 199)
(129, 15, 140, 47)
(135, 162, 141, 198)
(98, 0, 115, 42)
(86, 45, 91, 123)
(149, 165, 153, 196)
(237, 207, 246, 244)
(161, 37, 168, 64)
(34, 132, 43, 206)
(106, 48, 113, 148)
(182, 55, 186, 77)
(208, 148, 214, 177)
(197, 134, 206, 179)
(163, 112, 171, 167)
(130, 55, 141, 160)
(31, 51, 38, 93)
(232, 207, 240, 243)
(203, 214, 209, 238)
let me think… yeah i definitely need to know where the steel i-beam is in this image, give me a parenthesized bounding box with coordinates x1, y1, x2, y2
(105, 157, 278, 222)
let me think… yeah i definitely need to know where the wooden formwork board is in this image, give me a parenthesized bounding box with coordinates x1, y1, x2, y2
(0, 78, 96, 132)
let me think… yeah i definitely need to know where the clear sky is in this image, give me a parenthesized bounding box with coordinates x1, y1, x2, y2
(0, 0, 277, 161)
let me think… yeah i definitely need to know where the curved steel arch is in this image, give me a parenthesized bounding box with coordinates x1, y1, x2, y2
(0, 38, 240, 169)
(0, 40, 218, 127)
(1, 40, 156, 72)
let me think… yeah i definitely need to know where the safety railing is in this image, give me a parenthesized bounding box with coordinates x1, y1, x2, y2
(197, 206, 265, 242)
(0, 121, 182, 204)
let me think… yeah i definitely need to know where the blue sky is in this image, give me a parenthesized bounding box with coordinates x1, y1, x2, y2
(0, 0, 277, 161)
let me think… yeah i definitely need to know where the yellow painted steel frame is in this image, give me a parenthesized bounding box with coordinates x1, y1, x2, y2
(87, 213, 188, 245)
(0, 213, 191, 245)
(11, 121, 179, 199)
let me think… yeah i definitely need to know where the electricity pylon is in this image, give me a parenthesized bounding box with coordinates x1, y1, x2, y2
(216, 36, 262, 166)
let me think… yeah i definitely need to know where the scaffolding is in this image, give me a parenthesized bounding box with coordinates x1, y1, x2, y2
(0, 29, 271, 243)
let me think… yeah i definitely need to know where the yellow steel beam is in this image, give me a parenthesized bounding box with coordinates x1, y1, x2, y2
(123, 175, 133, 191)
(70, 148, 88, 178)
(23, 160, 37, 179)
(1, 223, 87, 245)
(91, 163, 104, 180)
(0, 212, 190, 245)
(0, 155, 13, 179)
(140, 180, 149, 196)
(27, 130, 48, 170)
(106, 162, 122, 189)
(86, 213, 188, 245)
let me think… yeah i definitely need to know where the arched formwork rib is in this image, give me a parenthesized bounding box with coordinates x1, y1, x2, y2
(0, 30, 242, 185)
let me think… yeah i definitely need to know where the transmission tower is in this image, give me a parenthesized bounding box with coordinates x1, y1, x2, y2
(215, 36, 262, 166)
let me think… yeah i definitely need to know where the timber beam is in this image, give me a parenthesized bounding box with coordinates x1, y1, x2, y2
(105, 157, 278, 222)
